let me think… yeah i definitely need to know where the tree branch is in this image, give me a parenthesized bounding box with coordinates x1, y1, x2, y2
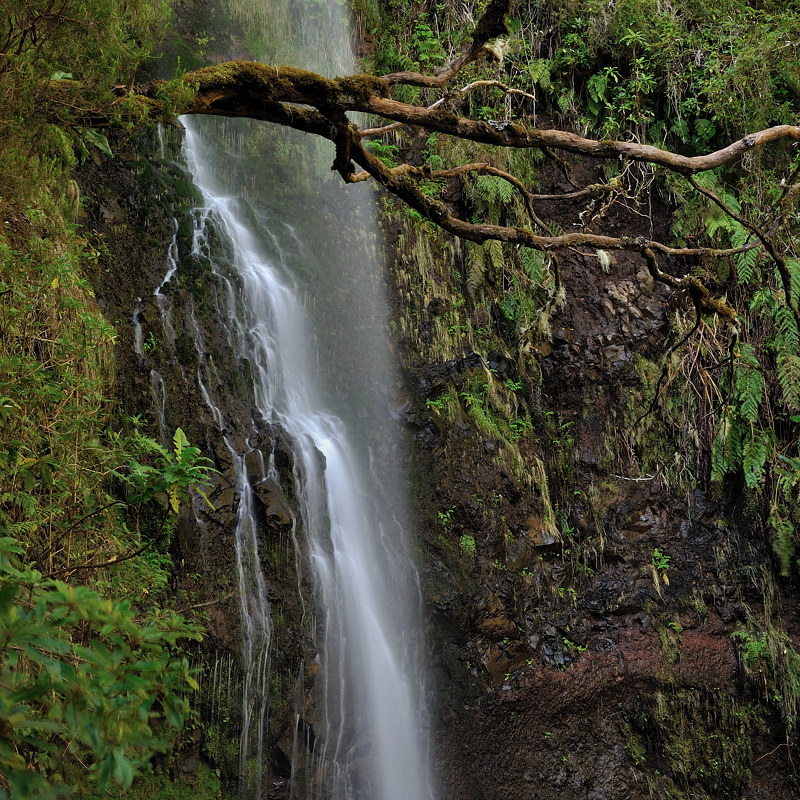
(110, 0, 800, 330)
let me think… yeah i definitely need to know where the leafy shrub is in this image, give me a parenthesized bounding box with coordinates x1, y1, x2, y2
(0, 537, 202, 799)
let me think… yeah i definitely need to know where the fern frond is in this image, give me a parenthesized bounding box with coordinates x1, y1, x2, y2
(731, 223, 758, 284)
(528, 59, 552, 89)
(710, 406, 743, 486)
(750, 287, 777, 315)
(788, 258, 800, 310)
(694, 172, 742, 213)
(775, 305, 800, 354)
(497, 178, 513, 204)
(465, 244, 485, 298)
(486, 239, 505, 272)
(777, 351, 800, 410)
(557, 90, 573, 114)
(705, 213, 736, 240)
(587, 72, 608, 104)
(520, 248, 546, 284)
(2, 517, 41, 539)
(734, 344, 764, 424)
(737, 247, 759, 284)
(768, 504, 795, 576)
(742, 428, 773, 490)
(0, 490, 38, 516)
(476, 175, 499, 205)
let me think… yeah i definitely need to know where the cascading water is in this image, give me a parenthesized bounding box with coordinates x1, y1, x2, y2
(166, 2, 436, 799)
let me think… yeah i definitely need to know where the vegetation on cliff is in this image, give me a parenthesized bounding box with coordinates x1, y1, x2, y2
(0, 2, 216, 797)
(4, 0, 800, 797)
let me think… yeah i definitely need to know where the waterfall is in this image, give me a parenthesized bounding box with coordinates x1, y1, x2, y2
(171, 2, 435, 799)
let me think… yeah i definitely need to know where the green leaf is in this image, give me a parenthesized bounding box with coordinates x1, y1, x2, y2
(80, 128, 114, 158)
(0, 583, 18, 612)
(112, 747, 135, 788)
(172, 427, 189, 458)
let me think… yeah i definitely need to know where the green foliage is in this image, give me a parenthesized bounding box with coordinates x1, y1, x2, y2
(437, 507, 454, 528)
(651, 548, 670, 572)
(458, 533, 477, 561)
(732, 629, 768, 667)
(410, 17, 446, 65)
(0, 235, 118, 569)
(626, 688, 765, 796)
(0, 8, 220, 797)
(464, 242, 486, 298)
(0, 0, 169, 211)
(772, 461, 800, 574)
(733, 621, 800, 730)
(76, 763, 221, 800)
(0, 232, 216, 580)
(526, 0, 800, 142)
(364, 0, 800, 592)
(364, 140, 400, 168)
(114, 428, 218, 514)
(0, 537, 202, 799)
(0, 230, 212, 794)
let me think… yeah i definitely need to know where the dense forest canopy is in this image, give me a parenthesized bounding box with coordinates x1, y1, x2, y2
(3, 0, 800, 796)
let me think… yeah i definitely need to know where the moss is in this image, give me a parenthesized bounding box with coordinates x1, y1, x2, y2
(626, 689, 767, 798)
(76, 763, 222, 800)
(656, 619, 682, 667)
(183, 61, 389, 109)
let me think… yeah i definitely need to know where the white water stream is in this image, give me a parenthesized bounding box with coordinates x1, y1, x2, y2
(168, 2, 435, 798)
(180, 118, 432, 800)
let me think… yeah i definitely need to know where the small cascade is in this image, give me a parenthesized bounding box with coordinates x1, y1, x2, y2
(132, 298, 144, 358)
(186, 302, 226, 430)
(149, 369, 169, 445)
(227, 443, 273, 800)
(155, 219, 180, 347)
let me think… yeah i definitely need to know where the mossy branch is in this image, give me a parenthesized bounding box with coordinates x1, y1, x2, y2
(108, 0, 800, 329)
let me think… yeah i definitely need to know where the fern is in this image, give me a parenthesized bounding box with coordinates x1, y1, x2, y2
(465, 243, 485, 298)
(731, 223, 758, 284)
(486, 239, 505, 272)
(768, 504, 795, 576)
(777, 352, 800, 410)
(705, 212, 736, 240)
(528, 58, 552, 90)
(587, 72, 608, 104)
(472, 175, 508, 225)
(750, 287, 776, 316)
(742, 428, 774, 490)
(734, 344, 763, 424)
(693, 171, 742, 213)
(710, 405, 743, 487)
(475, 175, 512, 205)
(789, 258, 800, 310)
(476, 175, 500, 205)
(775, 304, 800, 354)
(520, 247, 547, 284)
(556, 89, 574, 115)
(497, 177, 513, 204)
(0, 490, 38, 517)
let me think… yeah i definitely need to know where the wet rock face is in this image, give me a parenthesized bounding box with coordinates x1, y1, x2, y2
(392, 171, 798, 797)
(420, 447, 791, 798)
(81, 134, 315, 790)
